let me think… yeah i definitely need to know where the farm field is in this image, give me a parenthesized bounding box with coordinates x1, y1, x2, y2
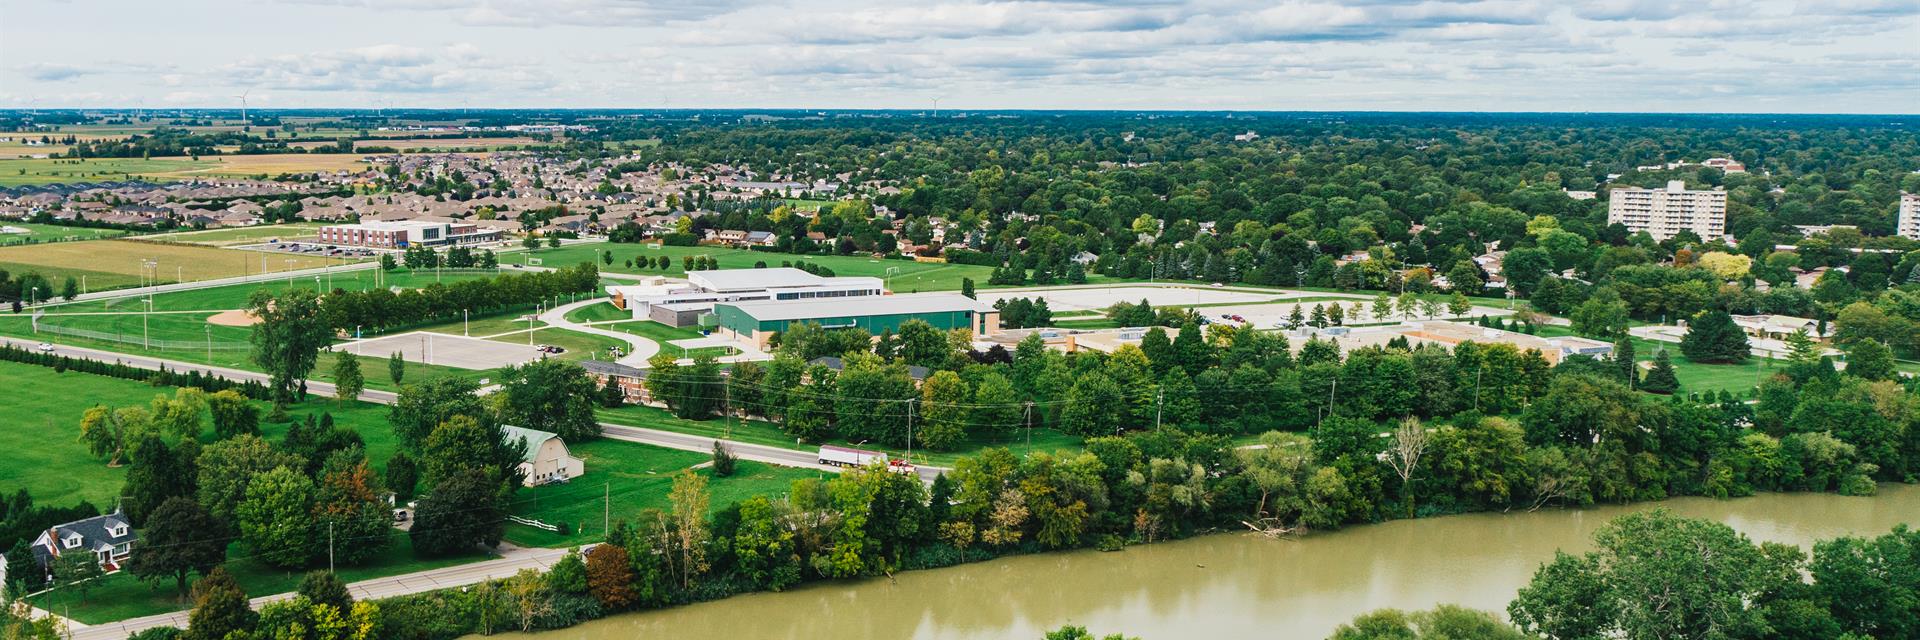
(0, 221, 130, 246)
(526, 243, 1000, 293)
(141, 222, 326, 246)
(0, 239, 341, 290)
(504, 440, 825, 547)
(0, 154, 378, 186)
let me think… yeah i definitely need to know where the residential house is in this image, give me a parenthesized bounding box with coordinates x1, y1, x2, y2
(31, 511, 137, 576)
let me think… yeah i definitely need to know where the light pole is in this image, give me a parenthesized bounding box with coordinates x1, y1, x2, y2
(463, 309, 469, 336)
(143, 298, 152, 349)
(205, 325, 212, 364)
(284, 258, 296, 286)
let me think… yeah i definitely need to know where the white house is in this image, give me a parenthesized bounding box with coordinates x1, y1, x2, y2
(503, 425, 586, 486)
(31, 511, 137, 576)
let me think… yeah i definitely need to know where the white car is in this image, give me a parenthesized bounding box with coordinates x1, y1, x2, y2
(37, 342, 54, 352)
(1210, 282, 1225, 288)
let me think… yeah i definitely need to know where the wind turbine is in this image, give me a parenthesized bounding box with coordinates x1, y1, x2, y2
(234, 90, 251, 129)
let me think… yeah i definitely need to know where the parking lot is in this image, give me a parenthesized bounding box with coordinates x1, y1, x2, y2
(334, 331, 547, 370)
(234, 240, 385, 259)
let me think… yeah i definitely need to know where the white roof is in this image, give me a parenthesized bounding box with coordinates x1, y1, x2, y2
(689, 268, 824, 292)
(722, 293, 993, 321)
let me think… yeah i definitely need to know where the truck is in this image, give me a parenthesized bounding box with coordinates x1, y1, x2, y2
(818, 445, 888, 468)
(818, 445, 920, 476)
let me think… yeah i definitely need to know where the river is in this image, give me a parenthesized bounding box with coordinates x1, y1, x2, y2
(516, 485, 1920, 640)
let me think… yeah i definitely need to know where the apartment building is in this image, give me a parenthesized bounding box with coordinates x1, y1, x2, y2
(1607, 180, 1727, 241)
(1900, 192, 1919, 241)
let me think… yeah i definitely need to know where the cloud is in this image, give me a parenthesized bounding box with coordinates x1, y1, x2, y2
(220, 44, 549, 94)
(18, 63, 99, 82)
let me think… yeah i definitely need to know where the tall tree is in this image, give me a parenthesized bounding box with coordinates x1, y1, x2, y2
(493, 359, 601, 440)
(235, 466, 318, 569)
(410, 468, 507, 556)
(128, 496, 226, 598)
(387, 351, 406, 385)
(330, 351, 363, 403)
(248, 288, 331, 406)
(1385, 417, 1428, 519)
(186, 567, 256, 640)
(1679, 310, 1750, 364)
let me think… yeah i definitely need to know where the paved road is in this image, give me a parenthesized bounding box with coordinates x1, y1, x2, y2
(65, 545, 573, 640)
(539, 297, 660, 366)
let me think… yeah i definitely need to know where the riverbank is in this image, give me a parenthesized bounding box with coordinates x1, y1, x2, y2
(494, 484, 1920, 640)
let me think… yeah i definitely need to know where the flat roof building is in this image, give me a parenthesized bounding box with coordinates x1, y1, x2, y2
(1607, 180, 1726, 241)
(713, 293, 998, 349)
(607, 268, 885, 324)
(1899, 192, 1919, 241)
(317, 220, 500, 248)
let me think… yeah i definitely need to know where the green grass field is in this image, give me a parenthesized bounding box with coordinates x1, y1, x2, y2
(563, 301, 632, 323)
(594, 403, 1081, 468)
(0, 222, 130, 246)
(0, 157, 219, 186)
(0, 238, 354, 291)
(141, 223, 325, 247)
(484, 326, 631, 362)
(524, 243, 997, 293)
(31, 535, 490, 624)
(504, 440, 824, 547)
(1534, 325, 1775, 397)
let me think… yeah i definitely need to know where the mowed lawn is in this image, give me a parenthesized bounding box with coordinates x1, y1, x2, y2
(595, 403, 1082, 468)
(505, 440, 827, 548)
(1535, 325, 1777, 397)
(0, 239, 340, 290)
(563, 301, 632, 323)
(141, 223, 326, 247)
(0, 359, 404, 508)
(523, 243, 997, 293)
(0, 221, 130, 246)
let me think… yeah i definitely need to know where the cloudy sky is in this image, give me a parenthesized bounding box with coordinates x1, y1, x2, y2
(4, 0, 1918, 112)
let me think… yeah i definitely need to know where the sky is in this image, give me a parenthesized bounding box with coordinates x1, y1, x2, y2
(3, 0, 1918, 113)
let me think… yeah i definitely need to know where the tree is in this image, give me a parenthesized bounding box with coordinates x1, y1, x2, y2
(1843, 339, 1895, 381)
(315, 451, 393, 565)
(296, 571, 352, 615)
(388, 377, 487, 452)
(128, 497, 225, 598)
(665, 471, 710, 590)
(1642, 350, 1680, 394)
(387, 351, 406, 385)
(1044, 626, 1140, 640)
(493, 359, 601, 441)
(961, 277, 976, 299)
(1385, 417, 1428, 518)
(78, 404, 148, 467)
(121, 435, 195, 525)
(51, 552, 104, 603)
(186, 568, 256, 640)
(1679, 310, 1750, 363)
(196, 434, 303, 529)
(732, 495, 801, 591)
(236, 466, 318, 569)
(330, 351, 363, 404)
(1332, 606, 1526, 640)
(206, 389, 259, 440)
(1611, 335, 1637, 389)
(422, 415, 522, 488)
(711, 441, 737, 477)
(1570, 289, 1629, 338)
(1505, 507, 1774, 638)
(585, 543, 638, 609)
(385, 451, 419, 502)
(919, 370, 971, 451)
(410, 468, 507, 556)
(248, 288, 331, 406)
(1447, 292, 1472, 318)
(60, 277, 78, 302)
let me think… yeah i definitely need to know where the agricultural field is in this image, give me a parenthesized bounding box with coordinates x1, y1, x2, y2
(0, 221, 130, 246)
(526, 242, 1000, 293)
(0, 154, 378, 186)
(504, 440, 825, 547)
(0, 239, 341, 290)
(141, 222, 325, 246)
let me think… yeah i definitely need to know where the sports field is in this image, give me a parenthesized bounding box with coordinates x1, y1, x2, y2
(0, 239, 344, 289)
(525, 243, 999, 293)
(141, 223, 325, 246)
(0, 221, 130, 246)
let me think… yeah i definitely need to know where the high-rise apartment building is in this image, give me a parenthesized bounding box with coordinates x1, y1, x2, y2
(1899, 192, 1919, 241)
(1607, 180, 1727, 241)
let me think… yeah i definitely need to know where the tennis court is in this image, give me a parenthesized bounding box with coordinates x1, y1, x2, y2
(334, 331, 546, 370)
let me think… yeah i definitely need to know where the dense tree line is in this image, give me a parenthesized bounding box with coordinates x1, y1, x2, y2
(314, 262, 599, 334)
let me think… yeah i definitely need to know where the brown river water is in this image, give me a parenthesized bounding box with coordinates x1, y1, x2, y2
(507, 484, 1920, 640)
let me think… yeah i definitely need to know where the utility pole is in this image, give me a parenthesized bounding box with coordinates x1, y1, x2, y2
(328, 522, 335, 574)
(1154, 389, 1164, 430)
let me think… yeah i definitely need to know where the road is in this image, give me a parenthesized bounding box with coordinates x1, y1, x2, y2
(538, 298, 661, 366)
(65, 545, 574, 640)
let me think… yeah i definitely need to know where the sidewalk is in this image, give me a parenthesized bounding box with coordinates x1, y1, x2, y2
(65, 545, 573, 640)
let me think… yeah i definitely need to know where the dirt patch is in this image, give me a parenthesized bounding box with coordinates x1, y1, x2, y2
(206, 309, 260, 327)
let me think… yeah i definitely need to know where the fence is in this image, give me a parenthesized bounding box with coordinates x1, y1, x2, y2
(30, 313, 253, 352)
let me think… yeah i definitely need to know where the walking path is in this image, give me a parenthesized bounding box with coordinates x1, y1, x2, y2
(64, 545, 573, 640)
(538, 297, 660, 366)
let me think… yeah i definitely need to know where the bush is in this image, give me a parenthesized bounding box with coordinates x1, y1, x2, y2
(711, 442, 737, 477)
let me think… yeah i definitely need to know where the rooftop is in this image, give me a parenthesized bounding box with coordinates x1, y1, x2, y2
(722, 293, 993, 321)
(689, 267, 824, 292)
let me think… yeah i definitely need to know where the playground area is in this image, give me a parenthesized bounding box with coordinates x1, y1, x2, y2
(334, 331, 547, 370)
